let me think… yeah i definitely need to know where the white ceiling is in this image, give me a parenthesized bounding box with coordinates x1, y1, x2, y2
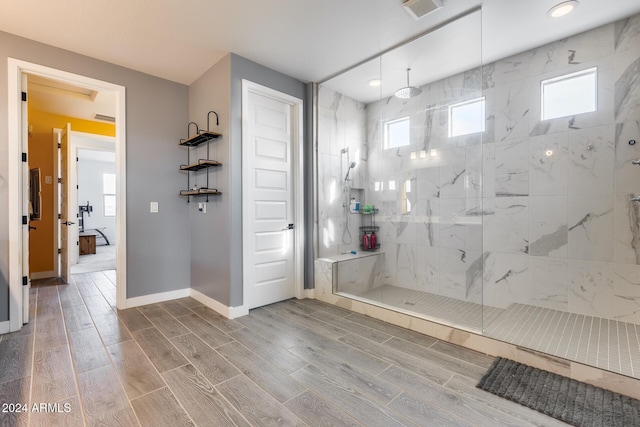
(2, 0, 639, 97)
(28, 75, 117, 121)
(324, 0, 640, 103)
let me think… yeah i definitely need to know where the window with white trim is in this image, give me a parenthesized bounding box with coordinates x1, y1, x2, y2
(384, 117, 410, 149)
(541, 67, 597, 121)
(103, 173, 116, 217)
(448, 97, 485, 138)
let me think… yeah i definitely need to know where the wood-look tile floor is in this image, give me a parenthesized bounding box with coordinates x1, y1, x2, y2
(0, 272, 570, 426)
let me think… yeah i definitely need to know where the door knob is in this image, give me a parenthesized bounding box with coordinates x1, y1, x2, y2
(281, 223, 294, 231)
(29, 226, 36, 231)
(62, 221, 75, 226)
(632, 159, 640, 165)
(631, 197, 640, 202)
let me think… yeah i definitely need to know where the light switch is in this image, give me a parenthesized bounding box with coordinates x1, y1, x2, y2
(150, 202, 159, 213)
(45, 176, 52, 184)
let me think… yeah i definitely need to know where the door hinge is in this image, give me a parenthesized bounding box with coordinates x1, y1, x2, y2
(77, 241, 79, 246)
(22, 276, 28, 286)
(21, 92, 27, 102)
(76, 157, 79, 162)
(22, 153, 27, 162)
(58, 177, 62, 184)
(77, 185, 79, 190)
(58, 213, 61, 219)
(58, 248, 61, 254)
(58, 143, 61, 149)
(22, 215, 28, 225)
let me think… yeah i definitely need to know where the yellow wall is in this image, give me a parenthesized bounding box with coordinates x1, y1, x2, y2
(28, 109, 115, 274)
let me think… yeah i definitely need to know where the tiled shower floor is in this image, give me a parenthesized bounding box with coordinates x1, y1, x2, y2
(351, 285, 640, 379)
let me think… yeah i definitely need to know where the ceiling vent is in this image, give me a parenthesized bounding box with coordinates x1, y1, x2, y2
(94, 113, 116, 123)
(402, 0, 443, 19)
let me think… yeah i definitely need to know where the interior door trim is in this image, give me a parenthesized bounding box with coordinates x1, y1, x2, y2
(241, 79, 305, 314)
(7, 58, 127, 332)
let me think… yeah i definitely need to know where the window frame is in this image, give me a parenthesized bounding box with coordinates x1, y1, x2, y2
(540, 67, 597, 121)
(103, 173, 116, 217)
(448, 96, 486, 138)
(383, 116, 411, 149)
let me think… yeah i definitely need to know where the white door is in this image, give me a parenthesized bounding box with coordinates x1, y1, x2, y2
(20, 73, 30, 323)
(60, 123, 73, 282)
(243, 82, 301, 309)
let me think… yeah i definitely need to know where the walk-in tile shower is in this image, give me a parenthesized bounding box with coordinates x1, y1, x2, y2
(315, 9, 640, 379)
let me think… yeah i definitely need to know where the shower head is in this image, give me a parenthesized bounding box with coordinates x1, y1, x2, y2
(344, 162, 357, 181)
(395, 68, 422, 99)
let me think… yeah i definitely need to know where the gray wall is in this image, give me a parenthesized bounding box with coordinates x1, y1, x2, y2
(188, 54, 232, 305)
(188, 53, 309, 309)
(304, 83, 315, 290)
(0, 31, 190, 319)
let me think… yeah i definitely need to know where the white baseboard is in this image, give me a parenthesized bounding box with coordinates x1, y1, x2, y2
(0, 321, 10, 335)
(30, 271, 57, 280)
(125, 288, 190, 309)
(190, 289, 249, 319)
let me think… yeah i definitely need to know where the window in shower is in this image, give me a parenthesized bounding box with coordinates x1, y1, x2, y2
(541, 67, 597, 120)
(103, 173, 116, 217)
(384, 116, 410, 149)
(448, 97, 485, 137)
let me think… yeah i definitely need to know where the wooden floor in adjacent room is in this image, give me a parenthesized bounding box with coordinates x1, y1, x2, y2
(0, 272, 569, 426)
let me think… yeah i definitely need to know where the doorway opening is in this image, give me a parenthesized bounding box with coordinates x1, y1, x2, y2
(8, 59, 127, 332)
(70, 137, 117, 275)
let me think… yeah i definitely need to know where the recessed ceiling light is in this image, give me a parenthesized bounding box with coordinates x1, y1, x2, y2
(368, 78, 381, 87)
(547, 0, 578, 18)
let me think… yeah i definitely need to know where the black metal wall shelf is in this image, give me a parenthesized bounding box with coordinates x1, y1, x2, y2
(180, 159, 222, 171)
(179, 188, 221, 196)
(179, 130, 222, 147)
(180, 111, 221, 202)
(360, 243, 381, 251)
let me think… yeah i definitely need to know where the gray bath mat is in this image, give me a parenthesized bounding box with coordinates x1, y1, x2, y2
(477, 357, 640, 426)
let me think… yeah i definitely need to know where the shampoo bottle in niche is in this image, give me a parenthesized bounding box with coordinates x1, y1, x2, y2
(362, 232, 370, 250)
(349, 197, 359, 213)
(369, 231, 377, 250)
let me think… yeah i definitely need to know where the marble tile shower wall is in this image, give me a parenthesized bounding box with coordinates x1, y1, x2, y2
(317, 85, 368, 258)
(364, 62, 486, 308)
(479, 14, 640, 326)
(318, 14, 640, 325)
